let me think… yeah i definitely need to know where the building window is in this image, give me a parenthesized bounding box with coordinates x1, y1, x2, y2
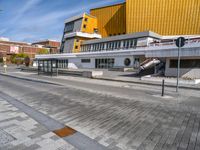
(75, 46, 79, 49)
(170, 59, 200, 68)
(94, 28, 98, 33)
(83, 24, 87, 29)
(81, 59, 91, 63)
(64, 22, 74, 33)
(95, 58, 115, 69)
(84, 18, 88, 22)
(124, 58, 131, 66)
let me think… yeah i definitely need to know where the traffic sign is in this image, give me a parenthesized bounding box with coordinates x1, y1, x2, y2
(176, 37, 186, 48)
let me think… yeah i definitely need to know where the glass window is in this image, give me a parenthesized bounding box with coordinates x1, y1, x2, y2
(123, 40, 126, 48)
(81, 59, 91, 63)
(170, 59, 200, 68)
(130, 39, 134, 48)
(124, 58, 131, 66)
(64, 22, 74, 33)
(126, 40, 129, 48)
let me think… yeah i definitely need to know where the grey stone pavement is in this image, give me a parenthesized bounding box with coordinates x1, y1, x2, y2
(1, 67, 200, 149)
(0, 99, 77, 150)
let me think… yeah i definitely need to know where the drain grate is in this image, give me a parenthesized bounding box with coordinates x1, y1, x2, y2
(0, 129, 15, 145)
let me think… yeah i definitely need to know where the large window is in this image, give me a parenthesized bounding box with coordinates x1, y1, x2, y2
(170, 59, 200, 68)
(64, 22, 74, 33)
(95, 58, 115, 69)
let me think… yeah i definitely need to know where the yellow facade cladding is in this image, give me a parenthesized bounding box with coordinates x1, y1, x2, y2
(90, 3, 126, 37)
(126, 0, 200, 35)
(81, 13, 98, 34)
(73, 37, 88, 53)
(73, 14, 98, 53)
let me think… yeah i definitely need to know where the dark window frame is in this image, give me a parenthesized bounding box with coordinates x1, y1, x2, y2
(170, 59, 200, 68)
(81, 59, 91, 63)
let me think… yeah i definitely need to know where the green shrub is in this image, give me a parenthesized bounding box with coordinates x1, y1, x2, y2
(10, 53, 29, 64)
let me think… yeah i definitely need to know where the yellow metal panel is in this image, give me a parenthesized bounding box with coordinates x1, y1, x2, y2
(73, 14, 98, 53)
(90, 3, 126, 37)
(81, 14, 98, 34)
(72, 37, 91, 53)
(126, 0, 200, 35)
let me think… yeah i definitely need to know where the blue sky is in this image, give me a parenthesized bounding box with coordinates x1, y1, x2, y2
(0, 0, 123, 43)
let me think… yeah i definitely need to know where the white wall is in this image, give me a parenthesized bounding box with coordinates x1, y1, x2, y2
(81, 58, 95, 69)
(67, 55, 148, 69)
(68, 58, 95, 69)
(114, 56, 134, 67)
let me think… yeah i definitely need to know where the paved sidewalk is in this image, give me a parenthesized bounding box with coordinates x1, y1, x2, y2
(1, 72, 200, 150)
(0, 99, 77, 150)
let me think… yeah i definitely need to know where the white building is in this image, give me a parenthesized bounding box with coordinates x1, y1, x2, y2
(36, 30, 200, 79)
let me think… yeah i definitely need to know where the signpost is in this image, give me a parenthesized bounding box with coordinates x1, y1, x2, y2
(3, 57, 7, 73)
(175, 37, 186, 92)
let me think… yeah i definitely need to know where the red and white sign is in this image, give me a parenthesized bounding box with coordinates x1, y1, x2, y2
(10, 46, 19, 54)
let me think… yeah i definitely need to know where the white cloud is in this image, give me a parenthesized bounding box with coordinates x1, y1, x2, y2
(1, 0, 42, 35)
(1, 0, 122, 42)
(14, 0, 42, 21)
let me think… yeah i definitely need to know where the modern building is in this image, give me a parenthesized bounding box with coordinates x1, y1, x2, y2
(36, 30, 200, 78)
(91, 0, 200, 37)
(35, 1, 200, 79)
(60, 13, 101, 54)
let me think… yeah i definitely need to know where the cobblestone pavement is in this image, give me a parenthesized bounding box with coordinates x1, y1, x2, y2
(0, 100, 77, 150)
(0, 74, 200, 150)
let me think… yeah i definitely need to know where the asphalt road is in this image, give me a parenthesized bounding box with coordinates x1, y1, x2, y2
(0, 74, 200, 150)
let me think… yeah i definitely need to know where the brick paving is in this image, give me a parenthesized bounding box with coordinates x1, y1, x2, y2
(0, 74, 200, 150)
(0, 100, 77, 150)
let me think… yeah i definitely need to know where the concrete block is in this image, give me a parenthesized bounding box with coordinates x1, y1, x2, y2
(82, 71, 103, 78)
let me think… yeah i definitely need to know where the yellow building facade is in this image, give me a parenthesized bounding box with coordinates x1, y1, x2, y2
(126, 0, 200, 35)
(90, 3, 126, 37)
(90, 0, 200, 36)
(73, 14, 98, 53)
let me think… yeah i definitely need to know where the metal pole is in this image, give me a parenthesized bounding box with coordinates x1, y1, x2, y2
(176, 38, 181, 92)
(161, 79, 165, 97)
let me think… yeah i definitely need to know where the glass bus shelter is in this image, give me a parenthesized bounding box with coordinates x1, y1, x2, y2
(37, 59, 68, 76)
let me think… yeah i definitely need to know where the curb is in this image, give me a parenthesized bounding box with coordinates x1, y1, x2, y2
(1, 72, 199, 91)
(0, 73, 62, 86)
(94, 77, 200, 91)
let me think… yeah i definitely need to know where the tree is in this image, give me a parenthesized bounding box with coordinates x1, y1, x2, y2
(10, 53, 29, 64)
(38, 48, 49, 54)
